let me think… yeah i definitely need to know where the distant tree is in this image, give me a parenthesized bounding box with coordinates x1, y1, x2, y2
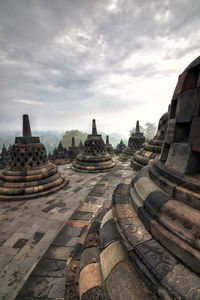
(144, 122, 156, 140)
(61, 130, 88, 148)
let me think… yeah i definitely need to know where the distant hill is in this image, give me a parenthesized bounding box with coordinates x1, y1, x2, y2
(0, 130, 127, 154)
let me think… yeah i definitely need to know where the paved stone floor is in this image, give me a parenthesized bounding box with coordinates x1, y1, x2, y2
(0, 159, 133, 300)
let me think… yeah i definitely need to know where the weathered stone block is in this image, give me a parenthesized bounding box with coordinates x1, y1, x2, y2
(189, 116, 200, 152)
(80, 247, 99, 270)
(162, 264, 200, 300)
(176, 88, 200, 122)
(100, 219, 120, 250)
(166, 143, 200, 174)
(160, 142, 170, 162)
(166, 143, 189, 173)
(144, 191, 170, 218)
(165, 119, 176, 144)
(79, 263, 101, 298)
(135, 239, 177, 281)
(100, 241, 127, 280)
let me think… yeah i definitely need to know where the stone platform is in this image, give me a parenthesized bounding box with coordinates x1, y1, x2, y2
(0, 159, 132, 300)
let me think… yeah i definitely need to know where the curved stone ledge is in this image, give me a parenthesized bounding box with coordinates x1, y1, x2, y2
(0, 175, 68, 201)
(1, 163, 57, 178)
(143, 143, 162, 153)
(72, 160, 116, 173)
(111, 182, 200, 299)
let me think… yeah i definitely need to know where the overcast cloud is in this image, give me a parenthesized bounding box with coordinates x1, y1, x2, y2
(0, 0, 200, 137)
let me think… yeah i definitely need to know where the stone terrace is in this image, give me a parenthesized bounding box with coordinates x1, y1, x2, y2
(0, 159, 133, 300)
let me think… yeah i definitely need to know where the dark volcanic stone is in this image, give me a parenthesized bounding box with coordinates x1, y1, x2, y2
(81, 286, 106, 300)
(135, 239, 177, 281)
(70, 210, 93, 220)
(144, 191, 170, 217)
(32, 258, 66, 277)
(13, 238, 29, 249)
(100, 219, 120, 250)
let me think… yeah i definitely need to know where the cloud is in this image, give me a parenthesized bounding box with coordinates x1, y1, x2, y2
(13, 99, 44, 105)
(0, 0, 199, 136)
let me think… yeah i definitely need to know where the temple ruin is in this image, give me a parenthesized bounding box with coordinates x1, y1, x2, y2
(119, 120, 145, 161)
(105, 135, 114, 155)
(114, 139, 126, 155)
(72, 119, 116, 173)
(49, 141, 68, 166)
(131, 112, 169, 170)
(0, 115, 69, 200)
(67, 137, 79, 162)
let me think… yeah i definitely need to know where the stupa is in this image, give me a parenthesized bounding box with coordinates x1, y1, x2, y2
(119, 120, 145, 161)
(131, 112, 169, 170)
(67, 137, 79, 161)
(0, 115, 69, 200)
(0, 144, 9, 169)
(79, 140, 84, 151)
(50, 141, 68, 165)
(102, 56, 200, 298)
(105, 135, 114, 155)
(114, 139, 126, 155)
(72, 119, 116, 173)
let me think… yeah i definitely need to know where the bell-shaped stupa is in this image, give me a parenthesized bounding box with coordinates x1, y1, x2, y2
(0, 115, 69, 200)
(50, 141, 68, 165)
(105, 135, 114, 155)
(67, 137, 79, 161)
(131, 112, 169, 170)
(72, 119, 116, 173)
(79, 140, 84, 151)
(114, 139, 126, 155)
(119, 120, 145, 161)
(0, 144, 9, 169)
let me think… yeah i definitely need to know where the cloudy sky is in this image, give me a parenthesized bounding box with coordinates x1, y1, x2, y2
(0, 0, 199, 137)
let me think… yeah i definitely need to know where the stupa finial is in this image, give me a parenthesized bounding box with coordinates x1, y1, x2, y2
(72, 137, 75, 147)
(136, 120, 140, 133)
(106, 135, 109, 145)
(92, 119, 97, 135)
(23, 114, 32, 137)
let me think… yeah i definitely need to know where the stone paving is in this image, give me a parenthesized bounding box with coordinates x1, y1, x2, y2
(0, 159, 133, 300)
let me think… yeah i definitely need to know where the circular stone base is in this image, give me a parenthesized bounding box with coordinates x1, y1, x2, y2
(0, 163, 69, 201)
(72, 153, 116, 173)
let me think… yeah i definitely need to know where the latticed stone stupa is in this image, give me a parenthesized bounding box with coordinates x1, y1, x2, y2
(114, 139, 126, 155)
(49, 141, 68, 165)
(67, 137, 79, 161)
(0, 144, 9, 169)
(105, 135, 114, 155)
(72, 119, 116, 173)
(0, 115, 69, 200)
(119, 120, 145, 161)
(79, 140, 84, 151)
(131, 112, 169, 171)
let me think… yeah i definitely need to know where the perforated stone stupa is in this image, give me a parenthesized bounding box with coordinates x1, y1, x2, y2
(72, 119, 116, 173)
(0, 115, 69, 200)
(114, 139, 126, 155)
(67, 137, 79, 161)
(119, 120, 145, 161)
(79, 140, 84, 151)
(105, 135, 114, 155)
(0, 144, 9, 169)
(50, 141, 68, 165)
(131, 112, 169, 171)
